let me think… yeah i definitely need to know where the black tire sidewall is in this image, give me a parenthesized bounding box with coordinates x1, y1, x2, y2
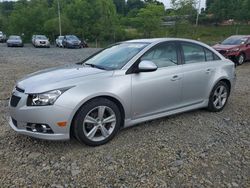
(208, 81, 230, 112)
(73, 98, 122, 146)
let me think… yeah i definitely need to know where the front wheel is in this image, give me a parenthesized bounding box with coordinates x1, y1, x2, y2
(237, 53, 245, 65)
(73, 98, 122, 146)
(207, 81, 230, 112)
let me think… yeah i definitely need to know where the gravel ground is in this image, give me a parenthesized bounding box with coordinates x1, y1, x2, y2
(0, 43, 249, 187)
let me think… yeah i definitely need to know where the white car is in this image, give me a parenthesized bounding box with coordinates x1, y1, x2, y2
(32, 35, 50, 48)
(56, 36, 64, 47)
(0, 31, 7, 42)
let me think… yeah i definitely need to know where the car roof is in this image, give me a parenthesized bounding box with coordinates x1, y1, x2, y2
(228, 35, 250, 38)
(9, 35, 20, 38)
(125, 38, 210, 44)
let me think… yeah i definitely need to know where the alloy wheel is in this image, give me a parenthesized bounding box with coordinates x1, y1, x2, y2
(213, 85, 228, 109)
(83, 106, 116, 142)
(238, 54, 245, 65)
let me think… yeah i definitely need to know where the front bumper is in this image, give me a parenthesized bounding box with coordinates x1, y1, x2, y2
(66, 43, 81, 48)
(8, 43, 23, 47)
(217, 50, 240, 61)
(8, 89, 71, 140)
(9, 117, 69, 140)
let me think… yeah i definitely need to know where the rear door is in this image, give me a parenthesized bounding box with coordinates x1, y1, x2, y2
(180, 42, 216, 106)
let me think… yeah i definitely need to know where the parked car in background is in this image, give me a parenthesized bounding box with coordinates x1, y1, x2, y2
(9, 38, 235, 146)
(213, 35, 250, 65)
(62, 35, 81, 48)
(7, 35, 23, 47)
(32, 35, 50, 48)
(0, 31, 7, 42)
(56, 36, 64, 47)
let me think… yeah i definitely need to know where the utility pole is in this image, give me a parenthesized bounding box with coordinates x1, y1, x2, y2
(57, 0, 62, 36)
(195, 0, 201, 27)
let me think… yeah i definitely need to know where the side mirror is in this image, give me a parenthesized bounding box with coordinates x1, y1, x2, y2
(138, 60, 158, 72)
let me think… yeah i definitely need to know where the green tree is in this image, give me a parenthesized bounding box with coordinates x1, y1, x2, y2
(134, 3, 165, 37)
(113, 0, 126, 15)
(126, 0, 145, 14)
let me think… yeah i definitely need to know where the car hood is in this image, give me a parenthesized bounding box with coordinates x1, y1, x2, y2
(212, 44, 240, 50)
(17, 64, 112, 93)
(36, 39, 49, 42)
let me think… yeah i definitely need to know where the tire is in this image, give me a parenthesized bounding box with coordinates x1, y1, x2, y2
(237, 53, 245, 65)
(207, 81, 230, 112)
(73, 98, 122, 146)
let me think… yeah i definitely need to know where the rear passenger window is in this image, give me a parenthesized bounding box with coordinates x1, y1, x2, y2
(182, 43, 205, 64)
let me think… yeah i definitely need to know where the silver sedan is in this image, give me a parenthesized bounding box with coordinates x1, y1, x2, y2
(9, 38, 236, 146)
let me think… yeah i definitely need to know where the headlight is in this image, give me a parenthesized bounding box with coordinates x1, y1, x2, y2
(228, 48, 240, 52)
(27, 89, 67, 106)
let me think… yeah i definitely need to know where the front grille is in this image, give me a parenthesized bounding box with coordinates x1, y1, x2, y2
(16, 86, 25, 93)
(10, 95, 21, 107)
(40, 41, 46, 44)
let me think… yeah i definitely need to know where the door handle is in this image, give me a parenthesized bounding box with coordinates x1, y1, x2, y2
(171, 75, 181, 81)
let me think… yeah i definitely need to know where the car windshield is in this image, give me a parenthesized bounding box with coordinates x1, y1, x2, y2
(9, 36, 21, 40)
(83, 42, 149, 70)
(67, 35, 78, 40)
(222, 36, 248, 45)
(59, 36, 64, 40)
(36, 35, 47, 40)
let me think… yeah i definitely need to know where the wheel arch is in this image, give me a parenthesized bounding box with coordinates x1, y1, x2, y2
(210, 77, 232, 96)
(70, 95, 126, 138)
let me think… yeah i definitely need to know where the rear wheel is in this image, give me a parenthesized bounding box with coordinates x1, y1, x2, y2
(207, 81, 230, 112)
(73, 98, 122, 146)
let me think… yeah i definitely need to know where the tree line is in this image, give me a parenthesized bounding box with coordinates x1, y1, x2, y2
(0, 0, 249, 43)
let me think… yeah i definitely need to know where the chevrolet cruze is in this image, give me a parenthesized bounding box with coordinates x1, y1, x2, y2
(9, 38, 236, 146)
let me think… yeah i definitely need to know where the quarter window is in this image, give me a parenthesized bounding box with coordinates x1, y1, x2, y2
(182, 43, 206, 64)
(204, 48, 214, 61)
(141, 43, 178, 68)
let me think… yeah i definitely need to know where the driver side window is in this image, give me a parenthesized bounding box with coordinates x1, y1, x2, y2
(141, 43, 178, 68)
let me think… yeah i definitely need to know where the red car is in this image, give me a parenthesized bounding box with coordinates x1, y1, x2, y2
(213, 35, 250, 65)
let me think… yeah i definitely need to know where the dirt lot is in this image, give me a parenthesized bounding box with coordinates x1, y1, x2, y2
(0, 43, 249, 187)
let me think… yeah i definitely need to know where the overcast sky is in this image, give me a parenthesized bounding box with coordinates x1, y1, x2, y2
(0, 0, 207, 10)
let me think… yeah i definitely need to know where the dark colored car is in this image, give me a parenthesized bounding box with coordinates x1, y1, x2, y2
(7, 35, 23, 47)
(62, 35, 81, 48)
(213, 35, 250, 65)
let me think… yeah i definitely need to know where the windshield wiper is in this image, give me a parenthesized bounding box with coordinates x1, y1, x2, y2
(84, 63, 107, 70)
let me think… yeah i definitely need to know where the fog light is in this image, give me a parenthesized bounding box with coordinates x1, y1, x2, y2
(26, 123, 54, 134)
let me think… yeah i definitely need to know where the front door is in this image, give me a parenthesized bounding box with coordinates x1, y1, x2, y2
(131, 42, 183, 119)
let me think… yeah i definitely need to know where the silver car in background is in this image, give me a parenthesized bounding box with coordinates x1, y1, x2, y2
(7, 35, 23, 47)
(32, 35, 50, 48)
(9, 38, 235, 146)
(0, 31, 7, 42)
(56, 35, 64, 47)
